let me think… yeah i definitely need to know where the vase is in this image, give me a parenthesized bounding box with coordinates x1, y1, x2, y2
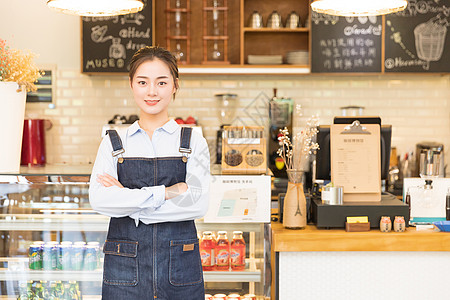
(0, 82, 27, 173)
(283, 169, 307, 229)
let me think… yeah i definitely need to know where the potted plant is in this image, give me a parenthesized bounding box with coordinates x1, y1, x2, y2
(0, 39, 42, 172)
(277, 108, 320, 229)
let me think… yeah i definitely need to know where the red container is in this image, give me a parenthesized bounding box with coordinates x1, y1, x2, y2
(21, 119, 52, 166)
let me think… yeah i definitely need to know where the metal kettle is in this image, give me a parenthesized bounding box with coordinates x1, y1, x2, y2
(286, 11, 300, 28)
(267, 10, 281, 28)
(249, 11, 263, 28)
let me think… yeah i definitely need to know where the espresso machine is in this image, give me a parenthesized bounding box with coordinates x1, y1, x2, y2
(268, 88, 293, 178)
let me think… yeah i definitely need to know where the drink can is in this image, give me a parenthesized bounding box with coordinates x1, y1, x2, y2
(213, 294, 227, 300)
(60, 241, 73, 246)
(34, 241, 45, 246)
(205, 294, 213, 300)
(71, 244, 85, 270)
(58, 244, 72, 270)
(73, 241, 86, 247)
(243, 294, 256, 300)
(42, 243, 58, 270)
(84, 245, 98, 270)
(227, 294, 241, 300)
(87, 241, 101, 268)
(29, 244, 42, 270)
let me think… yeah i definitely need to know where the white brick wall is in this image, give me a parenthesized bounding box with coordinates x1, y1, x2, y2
(25, 70, 450, 175)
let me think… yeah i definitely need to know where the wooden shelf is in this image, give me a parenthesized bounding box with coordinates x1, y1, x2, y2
(203, 7, 229, 11)
(179, 64, 310, 74)
(166, 35, 189, 40)
(243, 27, 310, 32)
(165, 8, 190, 12)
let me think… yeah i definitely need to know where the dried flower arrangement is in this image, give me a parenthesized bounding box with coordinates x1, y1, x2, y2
(0, 39, 42, 92)
(277, 105, 320, 171)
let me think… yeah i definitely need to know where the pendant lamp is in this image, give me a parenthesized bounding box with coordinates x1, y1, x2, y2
(47, 0, 145, 17)
(310, 0, 408, 17)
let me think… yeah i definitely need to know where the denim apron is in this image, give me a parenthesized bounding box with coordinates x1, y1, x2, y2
(102, 127, 204, 300)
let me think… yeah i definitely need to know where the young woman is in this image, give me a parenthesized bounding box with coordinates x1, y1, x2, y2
(89, 46, 210, 299)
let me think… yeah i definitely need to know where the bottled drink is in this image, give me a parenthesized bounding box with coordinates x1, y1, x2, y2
(200, 231, 215, 271)
(230, 231, 245, 271)
(34, 282, 45, 299)
(214, 231, 230, 271)
(69, 281, 80, 300)
(62, 283, 72, 300)
(18, 282, 28, 300)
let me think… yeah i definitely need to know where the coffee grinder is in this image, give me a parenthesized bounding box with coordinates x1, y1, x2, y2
(215, 93, 238, 164)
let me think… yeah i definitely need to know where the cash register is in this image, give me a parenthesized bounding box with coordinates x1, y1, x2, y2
(311, 117, 410, 229)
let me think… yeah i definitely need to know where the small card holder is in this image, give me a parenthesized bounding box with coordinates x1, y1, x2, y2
(345, 222, 371, 232)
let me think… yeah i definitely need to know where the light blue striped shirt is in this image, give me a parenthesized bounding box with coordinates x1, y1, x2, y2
(89, 119, 210, 226)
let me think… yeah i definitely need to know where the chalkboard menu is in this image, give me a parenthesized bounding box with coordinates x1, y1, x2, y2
(385, 0, 450, 72)
(81, 0, 153, 73)
(311, 12, 382, 73)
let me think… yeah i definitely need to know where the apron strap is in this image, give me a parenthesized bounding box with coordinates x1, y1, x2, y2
(106, 130, 125, 157)
(179, 127, 192, 154)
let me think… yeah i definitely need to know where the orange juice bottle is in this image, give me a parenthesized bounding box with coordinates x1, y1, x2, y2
(200, 231, 215, 271)
(230, 231, 245, 271)
(215, 231, 230, 271)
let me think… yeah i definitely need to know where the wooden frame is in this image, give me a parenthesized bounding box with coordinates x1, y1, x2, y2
(165, 0, 191, 64)
(202, 0, 230, 64)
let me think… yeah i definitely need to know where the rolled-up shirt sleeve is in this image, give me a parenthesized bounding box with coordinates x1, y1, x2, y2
(135, 133, 211, 224)
(89, 136, 166, 218)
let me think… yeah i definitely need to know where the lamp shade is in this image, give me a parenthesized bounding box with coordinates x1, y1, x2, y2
(311, 0, 408, 17)
(47, 0, 145, 17)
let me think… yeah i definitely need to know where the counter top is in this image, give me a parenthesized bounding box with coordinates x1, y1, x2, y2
(271, 222, 450, 252)
(0, 164, 93, 176)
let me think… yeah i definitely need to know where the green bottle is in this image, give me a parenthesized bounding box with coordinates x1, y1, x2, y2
(33, 282, 44, 300)
(17, 282, 28, 300)
(62, 283, 72, 300)
(27, 280, 35, 299)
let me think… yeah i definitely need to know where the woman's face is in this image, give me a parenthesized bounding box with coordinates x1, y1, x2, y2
(130, 58, 178, 118)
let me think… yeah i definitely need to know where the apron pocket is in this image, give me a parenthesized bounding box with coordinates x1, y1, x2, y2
(103, 240, 139, 286)
(169, 238, 203, 286)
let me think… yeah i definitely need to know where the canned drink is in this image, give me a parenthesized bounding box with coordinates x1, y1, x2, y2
(205, 294, 213, 300)
(243, 294, 256, 300)
(213, 294, 227, 300)
(34, 241, 45, 246)
(84, 245, 98, 270)
(58, 244, 72, 270)
(29, 244, 42, 270)
(227, 293, 241, 300)
(73, 241, 86, 246)
(60, 241, 73, 246)
(71, 244, 85, 270)
(87, 241, 101, 268)
(42, 244, 58, 270)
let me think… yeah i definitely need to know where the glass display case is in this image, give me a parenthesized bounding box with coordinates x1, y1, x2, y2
(0, 166, 270, 299)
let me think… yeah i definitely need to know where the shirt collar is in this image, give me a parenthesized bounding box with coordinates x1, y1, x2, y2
(128, 119, 179, 136)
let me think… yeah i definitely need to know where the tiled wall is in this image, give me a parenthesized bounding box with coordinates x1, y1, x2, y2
(25, 70, 450, 175)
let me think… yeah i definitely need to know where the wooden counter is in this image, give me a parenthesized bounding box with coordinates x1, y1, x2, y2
(271, 222, 450, 252)
(271, 222, 450, 300)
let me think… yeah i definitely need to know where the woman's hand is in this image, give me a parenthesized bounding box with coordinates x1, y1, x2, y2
(97, 173, 124, 188)
(165, 182, 188, 200)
